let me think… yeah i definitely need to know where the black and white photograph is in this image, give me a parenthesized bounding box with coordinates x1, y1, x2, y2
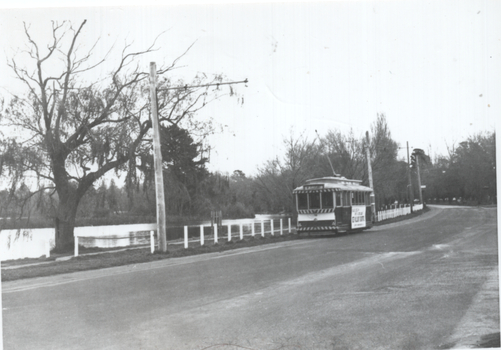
(0, 0, 499, 349)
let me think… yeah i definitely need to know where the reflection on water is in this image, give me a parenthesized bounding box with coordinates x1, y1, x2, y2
(200, 214, 291, 226)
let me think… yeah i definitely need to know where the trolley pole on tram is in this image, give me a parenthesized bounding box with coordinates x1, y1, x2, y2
(365, 132, 375, 220)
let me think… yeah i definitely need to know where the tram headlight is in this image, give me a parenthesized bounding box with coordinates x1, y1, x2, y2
(297, 222, 302, 227)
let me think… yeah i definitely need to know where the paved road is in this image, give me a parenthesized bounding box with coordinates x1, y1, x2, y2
(2, 206, 499, 349)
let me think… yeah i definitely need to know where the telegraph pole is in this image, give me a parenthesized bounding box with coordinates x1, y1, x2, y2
(407, 141, 414, 213)
(150, 62, 167, 252)
(149, 62, 247, 252)
(365, 131, 375, 220)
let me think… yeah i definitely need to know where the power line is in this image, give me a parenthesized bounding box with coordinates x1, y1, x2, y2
(157, 79, 248, 92)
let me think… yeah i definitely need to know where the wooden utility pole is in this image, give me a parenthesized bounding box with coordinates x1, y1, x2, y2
(149, 63, 247, 252)
(365, 131, 375, 220)
(150, 62, 167, 252)
(407, 141, 414, 213)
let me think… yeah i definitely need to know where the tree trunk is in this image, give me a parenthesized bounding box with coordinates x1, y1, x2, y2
(54, 197, 79, 252)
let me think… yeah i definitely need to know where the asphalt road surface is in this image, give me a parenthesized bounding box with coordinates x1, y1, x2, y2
(2, 205, 499, 349)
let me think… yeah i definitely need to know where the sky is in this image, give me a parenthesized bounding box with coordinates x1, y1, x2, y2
(0, 0, 499, 177)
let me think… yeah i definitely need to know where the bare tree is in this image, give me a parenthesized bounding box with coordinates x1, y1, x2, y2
(321, 129, 364, 180)
(0, 20, 240, 251)
(255, 132, 317, 213)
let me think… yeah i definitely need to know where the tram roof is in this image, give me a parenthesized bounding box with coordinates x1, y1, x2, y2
(292, 176, 373, 193)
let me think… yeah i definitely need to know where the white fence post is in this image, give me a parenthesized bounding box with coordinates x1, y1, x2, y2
(184, 226, 188, 249)
(252, 222, 255, 237)
(228, 224, 232, 241)
(150, 230, 155, 253)
(261, 220, 265, 237)
(288, 218, 291, 233)
(240, 224, 243, 240)
(74, 236, 79, 257)
(280, 219, 283, 235)
(270, 219, 274, 236)
(200, 225, 204, 246)
(214, 225, 218, 244)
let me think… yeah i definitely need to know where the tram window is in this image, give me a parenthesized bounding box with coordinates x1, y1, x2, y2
(343, 191, 350, 206)
(322, 192, 334, 208)
(354, 192, 359, 204)
(297, 193, 308, 209)
(310, 192, 321, 209)
(335, 192, 342, 207)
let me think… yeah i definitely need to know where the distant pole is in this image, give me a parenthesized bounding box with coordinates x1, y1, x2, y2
(407, 141, 414, 213)
(150, 62, 167, 252)
(365, 131, 375, 220)
(416, 154, 423, 205)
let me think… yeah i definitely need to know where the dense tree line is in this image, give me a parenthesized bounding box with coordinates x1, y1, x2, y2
(420, 132, 496, 205)
(0, 114, 496, 232)
(235, 115, 495, 214)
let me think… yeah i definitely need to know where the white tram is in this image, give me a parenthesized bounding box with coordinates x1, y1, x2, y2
(293, 176, 374, 234)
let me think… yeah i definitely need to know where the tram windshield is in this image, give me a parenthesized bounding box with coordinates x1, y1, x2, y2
(310, 192, 321, 209)
(297, 190, 371, 210)
(297, 191, 335, 210)
(297, 193, 308, 209)
(322, 192, 334, 208)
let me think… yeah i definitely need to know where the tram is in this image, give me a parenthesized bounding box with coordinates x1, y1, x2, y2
(293, 176, 374, 234)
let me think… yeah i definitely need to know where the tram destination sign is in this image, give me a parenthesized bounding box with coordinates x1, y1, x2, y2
(304, 184, 324, 190)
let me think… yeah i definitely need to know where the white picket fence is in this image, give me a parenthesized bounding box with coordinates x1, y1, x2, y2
(179, 218, 293, 250)
(376, 204, 423, 222)
(1, 217, 294, 261)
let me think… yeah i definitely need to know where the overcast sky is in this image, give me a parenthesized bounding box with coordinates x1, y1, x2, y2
(0, 0, 499, 177)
